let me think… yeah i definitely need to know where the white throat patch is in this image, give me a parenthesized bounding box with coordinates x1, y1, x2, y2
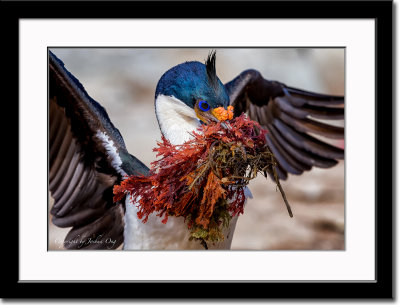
(155, 94, 201, 145)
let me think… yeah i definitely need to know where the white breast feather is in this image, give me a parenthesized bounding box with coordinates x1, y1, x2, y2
(123, 194, 241, 250)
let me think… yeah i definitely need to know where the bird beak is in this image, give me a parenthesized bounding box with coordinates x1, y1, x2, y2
(195, 105, 234, 125)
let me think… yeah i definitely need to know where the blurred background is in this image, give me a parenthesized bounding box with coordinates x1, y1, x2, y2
(49, 48, 344, 250)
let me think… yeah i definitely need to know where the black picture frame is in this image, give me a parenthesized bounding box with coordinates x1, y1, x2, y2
(3, 0, 393, 300)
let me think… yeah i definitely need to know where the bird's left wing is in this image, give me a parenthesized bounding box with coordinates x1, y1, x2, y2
(225, 69, 344, 181)
(49, 51, 149, 249)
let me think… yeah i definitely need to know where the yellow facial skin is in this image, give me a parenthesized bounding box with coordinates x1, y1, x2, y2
(195, 100, 234, 124)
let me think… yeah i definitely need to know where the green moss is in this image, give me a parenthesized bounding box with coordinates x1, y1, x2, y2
(188, 199, 232, 248)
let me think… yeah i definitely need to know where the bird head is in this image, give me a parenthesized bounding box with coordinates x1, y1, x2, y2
(154, 52, 233, 144)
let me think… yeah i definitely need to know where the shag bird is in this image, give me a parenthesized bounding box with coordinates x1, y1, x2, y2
(49, 50, 344, 250)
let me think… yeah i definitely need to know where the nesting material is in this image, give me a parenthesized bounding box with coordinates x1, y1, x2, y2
(113, 114, 291, 247)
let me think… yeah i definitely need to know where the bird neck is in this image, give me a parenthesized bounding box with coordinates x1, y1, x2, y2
(155, 94, 201, 145)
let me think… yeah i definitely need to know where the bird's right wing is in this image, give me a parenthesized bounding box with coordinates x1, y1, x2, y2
(225, 69, 344, 181)
(49, 50, 149, 249)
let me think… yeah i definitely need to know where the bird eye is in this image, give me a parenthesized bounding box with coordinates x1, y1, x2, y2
(199, 100, 210, 112)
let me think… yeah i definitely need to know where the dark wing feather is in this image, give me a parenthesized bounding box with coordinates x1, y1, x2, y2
(49, 51, 149, 249)
(225, 69, 344, 181)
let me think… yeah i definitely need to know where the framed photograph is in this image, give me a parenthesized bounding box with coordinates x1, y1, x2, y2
(47, 47, 346, 253)
(5, 0, 392, 299)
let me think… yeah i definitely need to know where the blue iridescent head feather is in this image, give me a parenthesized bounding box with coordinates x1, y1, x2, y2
(155, 52, 230, 109)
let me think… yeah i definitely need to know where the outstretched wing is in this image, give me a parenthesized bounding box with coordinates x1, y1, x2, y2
(225, 69, 344, 181)
(49, 51, 149, 249)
